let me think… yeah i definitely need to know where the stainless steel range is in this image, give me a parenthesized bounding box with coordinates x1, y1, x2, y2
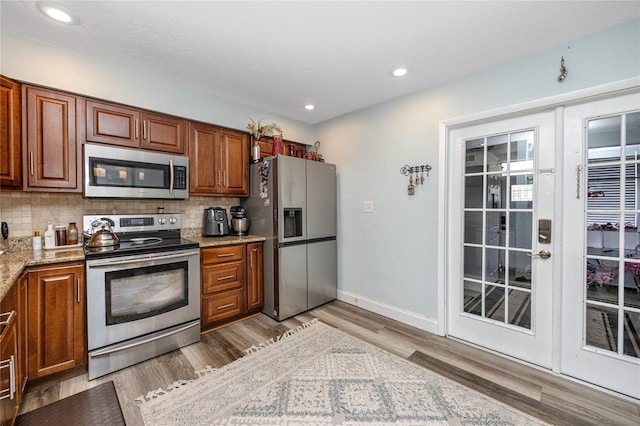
(83, 213, 200, 380)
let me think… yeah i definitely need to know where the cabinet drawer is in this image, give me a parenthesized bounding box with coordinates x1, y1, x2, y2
(202, 245, 244, 265)
(202, 288, 244, 325)
(202, 261, 244, 294)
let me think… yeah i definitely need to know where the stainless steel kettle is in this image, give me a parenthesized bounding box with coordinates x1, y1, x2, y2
(85, 218, 120, 248)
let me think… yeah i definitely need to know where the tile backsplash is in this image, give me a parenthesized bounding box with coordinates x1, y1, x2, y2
(0, 191, 240, 248)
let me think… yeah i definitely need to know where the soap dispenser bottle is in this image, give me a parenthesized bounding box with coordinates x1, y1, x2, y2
(44, 222, 55, 248)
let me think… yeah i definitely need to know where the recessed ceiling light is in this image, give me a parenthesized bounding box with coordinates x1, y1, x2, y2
(37, 2, 77, 24)
(304, 104, 315, 110)
(392, 68, 408, 77)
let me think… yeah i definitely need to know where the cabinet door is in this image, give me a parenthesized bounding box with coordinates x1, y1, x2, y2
(189, 121, 221, 195)
(202, 288, 245, 325)
(24, 87, 80, 191)
(16, 273, 27, 398)
(141, 112, 186, 154)
(0, 76, 22, 189)
(0, 283, 18, 426)
(220, 129, 249, 195)
(27, 263, 85, 379)
(202, 261, 245, 294)
(246, 243, 264, 312)
(86, 100, 140, 148)
(0, 314, 17, 426)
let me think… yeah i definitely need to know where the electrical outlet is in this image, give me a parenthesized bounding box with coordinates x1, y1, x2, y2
(363, 201, 374, 213)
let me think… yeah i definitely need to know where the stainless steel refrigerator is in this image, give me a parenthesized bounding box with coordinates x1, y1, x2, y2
(243, 155, 337, 321)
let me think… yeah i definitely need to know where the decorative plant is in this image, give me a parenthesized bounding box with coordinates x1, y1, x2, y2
(247, 117, 282, 141)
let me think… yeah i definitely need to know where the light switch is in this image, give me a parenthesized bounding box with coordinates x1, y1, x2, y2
(363, 201, 374, 213)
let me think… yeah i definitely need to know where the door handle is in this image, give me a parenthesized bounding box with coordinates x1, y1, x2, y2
(528, 250, 551, 260)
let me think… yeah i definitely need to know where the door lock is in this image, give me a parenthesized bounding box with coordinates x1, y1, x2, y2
(528, 250, 551, 260)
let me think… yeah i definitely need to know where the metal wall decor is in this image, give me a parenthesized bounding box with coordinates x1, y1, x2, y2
(400, 164, 432, 195)
(557, 56, 568, 82)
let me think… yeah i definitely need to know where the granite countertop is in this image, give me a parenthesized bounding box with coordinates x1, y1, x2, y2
(190, 234, 265, 248)
(0, 235, 265, 302)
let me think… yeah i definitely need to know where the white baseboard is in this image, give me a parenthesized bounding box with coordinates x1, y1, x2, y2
(337, 290, 442, 336)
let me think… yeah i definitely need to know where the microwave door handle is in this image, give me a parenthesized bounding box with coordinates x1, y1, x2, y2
(169, 159, 174, 194)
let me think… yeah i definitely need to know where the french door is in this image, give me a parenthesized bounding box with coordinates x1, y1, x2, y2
(561, 91, 640, 399)
(447, 111, 556, 369)
(446, 89, 640, 399)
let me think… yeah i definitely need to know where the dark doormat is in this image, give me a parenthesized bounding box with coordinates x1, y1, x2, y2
(16, 381, 125, 426)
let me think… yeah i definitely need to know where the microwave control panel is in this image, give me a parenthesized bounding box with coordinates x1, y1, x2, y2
(174, 166, 187, 190)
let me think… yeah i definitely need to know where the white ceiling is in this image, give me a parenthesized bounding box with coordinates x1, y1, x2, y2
(1, 1, 639, 124)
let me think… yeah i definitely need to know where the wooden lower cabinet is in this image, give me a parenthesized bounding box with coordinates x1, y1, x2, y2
(201, 243, 263, 330)
(246, 242, 264, 312)
(202, 288, 245, 325)
(26, 262, 86, 380)
(0, 283, 19, 426)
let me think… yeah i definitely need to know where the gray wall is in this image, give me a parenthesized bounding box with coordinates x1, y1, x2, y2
(314, 18, 640, 325)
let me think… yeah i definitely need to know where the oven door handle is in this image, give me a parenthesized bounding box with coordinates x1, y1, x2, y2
(89, 321, 199, 358)
(88, 252, 194, 268)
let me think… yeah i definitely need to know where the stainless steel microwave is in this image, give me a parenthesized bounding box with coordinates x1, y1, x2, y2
(84, 143, 189, 199)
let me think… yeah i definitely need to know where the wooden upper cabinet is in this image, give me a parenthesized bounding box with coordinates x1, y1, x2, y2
(140, 111, 186, 154)
(189, 121, 221, 195)
(86, 100, 186, 154)
(189, 122, 248, 196)
(86, 100, 140, 148)
(23, 86, 80, 192)
(219, 129, 249, 195)
(257, 136, 307, 160)
(0, 76, 22, 189)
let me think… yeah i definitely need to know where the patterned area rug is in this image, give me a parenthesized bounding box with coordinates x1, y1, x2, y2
(137, 320, 547, 425)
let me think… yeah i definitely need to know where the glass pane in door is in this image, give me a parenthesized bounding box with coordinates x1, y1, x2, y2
(585, 112, 640, 359)
(462, 129, 535, 330)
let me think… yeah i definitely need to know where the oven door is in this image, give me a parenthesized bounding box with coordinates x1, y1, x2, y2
(86, 248, 200, 351)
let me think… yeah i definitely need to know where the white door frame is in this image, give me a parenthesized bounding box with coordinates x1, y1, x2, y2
(437, 78, 640, 367)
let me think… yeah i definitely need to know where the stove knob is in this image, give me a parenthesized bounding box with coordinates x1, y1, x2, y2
(158, 218, 166, 225)
(169, 217, 177, 224)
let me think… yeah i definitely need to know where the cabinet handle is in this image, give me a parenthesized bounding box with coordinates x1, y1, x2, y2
(0, 310, 16, 326)
(224, 171, 228, 187)
(0, 355, 15, 401)
(77, 278, 81, 303)
(217, 253, 234, 258)
(135, 119, 139, 139)
(217, 303, 235, 310)
(143, 120, 148, 140)
(217, 275, 235, 281)
(29, 152, 34, 176)
(250, 252, 254, 268)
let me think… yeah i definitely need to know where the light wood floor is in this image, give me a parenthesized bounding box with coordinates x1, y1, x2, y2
(19, 300, 640, 425)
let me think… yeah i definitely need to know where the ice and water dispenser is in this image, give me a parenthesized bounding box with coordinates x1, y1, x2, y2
(283, 208, 303, 238)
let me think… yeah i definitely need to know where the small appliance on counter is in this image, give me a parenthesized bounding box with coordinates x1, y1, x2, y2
(203, 207, 229, 236)
(230, 205, 250, 236)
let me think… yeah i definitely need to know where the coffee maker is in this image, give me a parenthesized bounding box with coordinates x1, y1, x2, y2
(230, 206, 250, 236)
(203, 207, 229, 236)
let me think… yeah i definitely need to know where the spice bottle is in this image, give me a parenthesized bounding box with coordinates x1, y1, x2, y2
(44, 222, 55, 249)
(67, 222, 78, 245)
(32, 231, 42, 251)
(55, 226, 67, 246)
